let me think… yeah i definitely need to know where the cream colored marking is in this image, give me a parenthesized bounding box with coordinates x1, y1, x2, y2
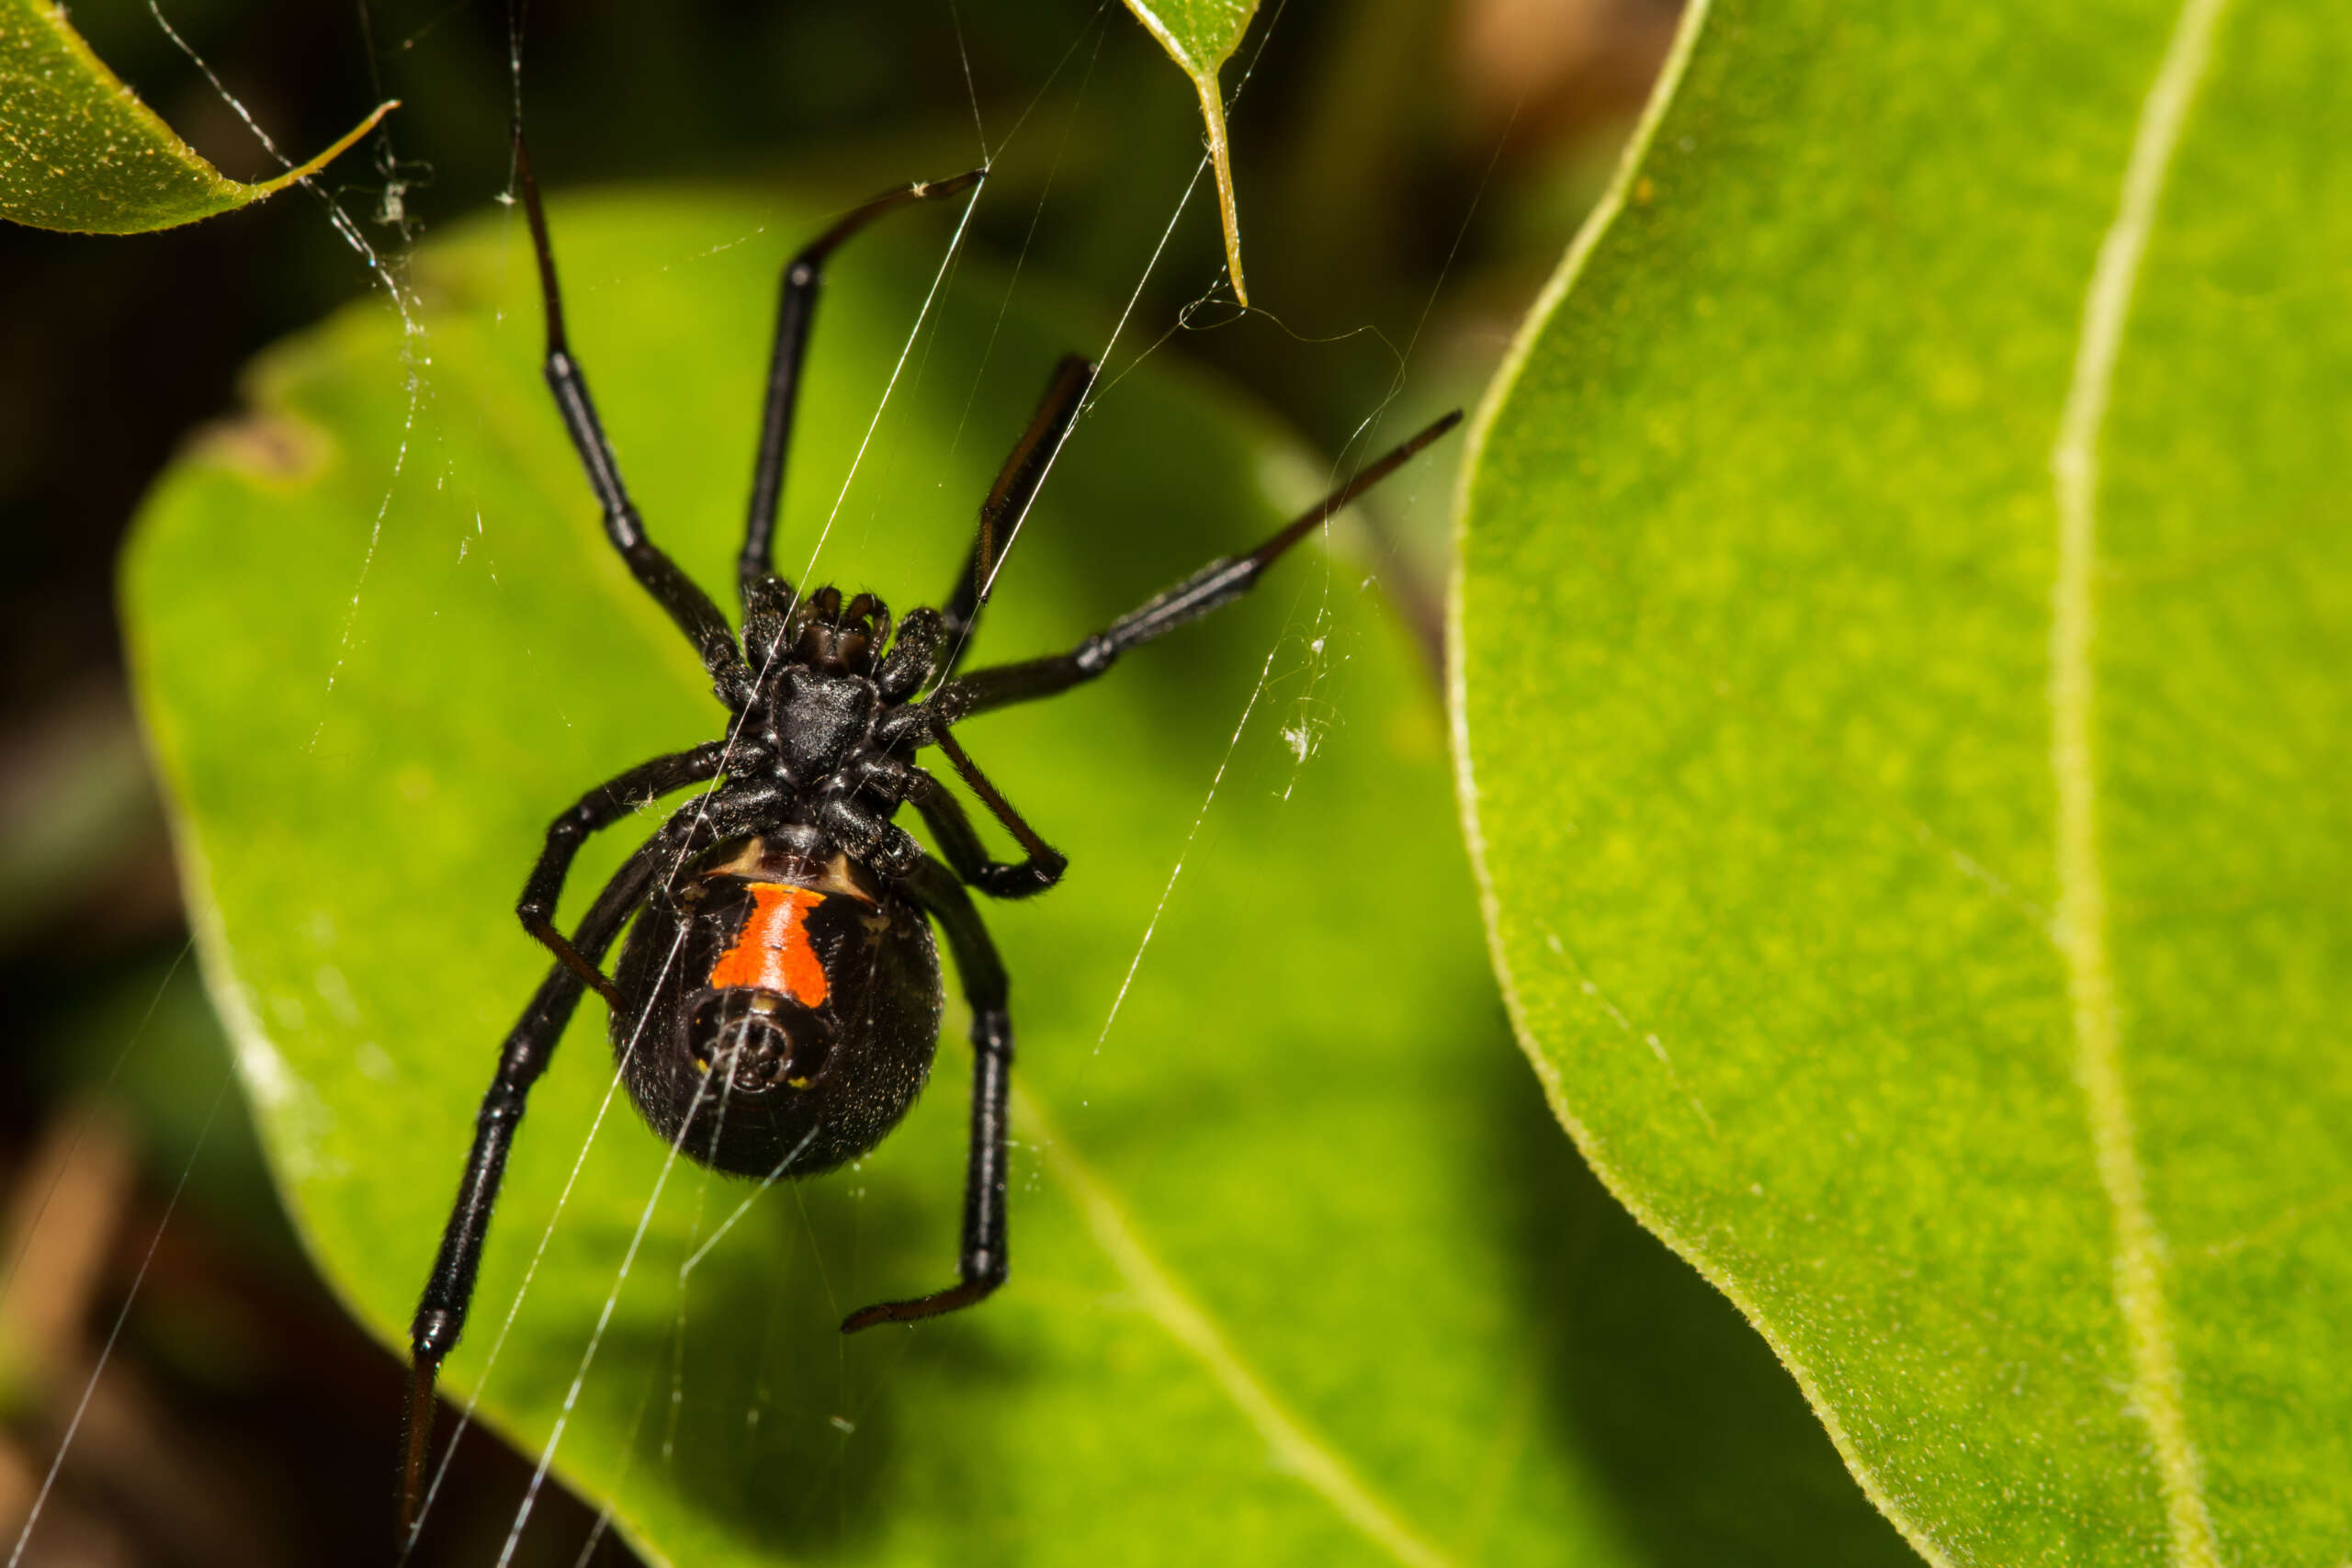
(705, 839, 771, 879)
(820, 852, 882, 904)
(701, 837, 879, 903)
(2050, 0, 2231, 1560)
(1020, 1089, 1452, 1568)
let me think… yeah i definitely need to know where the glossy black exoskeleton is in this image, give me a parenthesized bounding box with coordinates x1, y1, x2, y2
(613, 823, 944, 1178)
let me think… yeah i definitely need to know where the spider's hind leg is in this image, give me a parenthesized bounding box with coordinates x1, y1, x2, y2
(840, 858, 1012, 1331)
(401, 779, 784, 1540)
(905, 734, 1065, 899)
(401, 825, 672, 1543)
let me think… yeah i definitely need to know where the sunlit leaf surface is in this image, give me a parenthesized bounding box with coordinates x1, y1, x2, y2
(1455, 0, 2350, 1562)
(127, 190, 1921, 1565)
(1118, 0, 1254, 305)
(0, 0, 387, 233)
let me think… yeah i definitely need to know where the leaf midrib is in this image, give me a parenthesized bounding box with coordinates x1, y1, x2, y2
(1019, 1087, 1456, 1568)
(2046, 0, 2236, 1561)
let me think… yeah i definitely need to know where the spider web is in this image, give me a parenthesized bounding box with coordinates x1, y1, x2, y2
(459, 12, 1273, 1555)
(6, 0, 1488, 1560)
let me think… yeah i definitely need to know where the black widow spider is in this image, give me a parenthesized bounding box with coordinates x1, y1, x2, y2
(395, 127, 1458, 1535)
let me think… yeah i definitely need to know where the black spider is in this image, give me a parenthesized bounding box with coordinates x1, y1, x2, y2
(395, 130, 1457, 1534)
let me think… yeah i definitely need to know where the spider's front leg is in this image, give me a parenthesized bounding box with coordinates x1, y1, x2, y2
(512, 127, 756, 709)
(842, 856, 1014, 1331)
(886, 408, 1469, 739)
(933, 355, 1095, 679)
(739, 175, 985, 609)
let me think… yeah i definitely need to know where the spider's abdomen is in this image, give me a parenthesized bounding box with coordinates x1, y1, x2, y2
(610, 836, 943, 1179)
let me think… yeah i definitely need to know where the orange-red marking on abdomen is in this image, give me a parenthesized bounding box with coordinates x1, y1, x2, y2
(707, 884, 830, 1008)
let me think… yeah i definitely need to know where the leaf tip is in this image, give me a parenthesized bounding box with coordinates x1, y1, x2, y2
(256, 98, 400, 199)
(1193, 77, 1248, 308)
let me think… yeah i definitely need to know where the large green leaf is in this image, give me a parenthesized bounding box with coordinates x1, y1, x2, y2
(127, 190, 1916, 1564)
(1118, 0, 1255, 304)
(0, 0, 389, 233)
(1455, 0, 2349, 1562)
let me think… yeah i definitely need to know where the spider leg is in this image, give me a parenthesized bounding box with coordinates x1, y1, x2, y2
(906, 735, 1065, 898)
(888, 410, 1463, 738)
(518, 741, 729, 1008)
(401, 837, 662, 1543)
(842, 856, 1013, 1331)
(512, 125, 753, 707)
(934, 355, 1096, 682)
(739, 169, 989, 610)
(400, 780, 781, 1542)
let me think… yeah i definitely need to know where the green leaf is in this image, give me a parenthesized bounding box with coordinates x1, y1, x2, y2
(127, 189, 1917, 1564)
(1119, 0, 1254, 305)
(0, 0, 389, 233)
(1455, 0, 2350, 1562)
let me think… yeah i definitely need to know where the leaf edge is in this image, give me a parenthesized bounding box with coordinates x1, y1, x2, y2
(1440, 3, 1955, 1564)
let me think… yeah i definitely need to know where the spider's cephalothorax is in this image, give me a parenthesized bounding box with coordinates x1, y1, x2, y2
(394, 115, 1459, 1541)
(750, 590, 884, 768)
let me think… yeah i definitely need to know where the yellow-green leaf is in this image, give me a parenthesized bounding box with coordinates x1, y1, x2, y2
(1120, 0, 1254, 305)
(0, 0, 389, 233)
(1455, 0, 2351, 1561)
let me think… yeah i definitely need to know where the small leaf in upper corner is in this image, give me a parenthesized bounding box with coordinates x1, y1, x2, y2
(0, 0, 391, 234)
(1119, 0, 1257, 305)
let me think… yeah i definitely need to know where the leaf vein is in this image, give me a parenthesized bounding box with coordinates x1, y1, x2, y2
(1021, 1089, 1455, 1568)
(2048, 0, 2233, 1560)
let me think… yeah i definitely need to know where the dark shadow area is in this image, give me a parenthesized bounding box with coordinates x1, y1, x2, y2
(1487, 1037, 1925, 1566)
(10, 956, 641, 1568)
(578, 1154, 1030, 1561)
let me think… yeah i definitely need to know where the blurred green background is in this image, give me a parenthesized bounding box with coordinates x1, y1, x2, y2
(0, 1, 1676, 1562)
